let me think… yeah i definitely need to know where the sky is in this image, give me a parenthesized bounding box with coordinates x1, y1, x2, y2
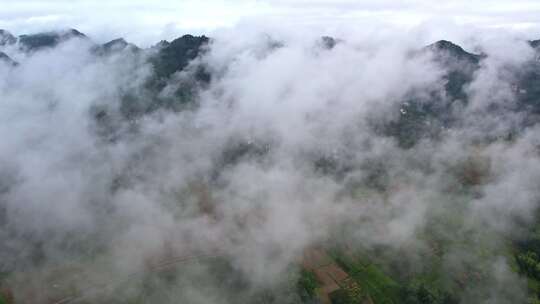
(1, 0, 540, 45)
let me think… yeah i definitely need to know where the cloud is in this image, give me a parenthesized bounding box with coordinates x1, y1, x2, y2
(1, 23, 540, 303)
(1, 0, 540, 45)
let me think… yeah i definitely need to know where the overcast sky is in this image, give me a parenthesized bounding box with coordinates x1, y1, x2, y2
(1, 0, 540, 45)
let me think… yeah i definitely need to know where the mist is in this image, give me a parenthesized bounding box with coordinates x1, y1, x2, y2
(1, 25, 540, 304)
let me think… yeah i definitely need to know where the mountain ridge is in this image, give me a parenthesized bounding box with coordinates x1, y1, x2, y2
(0, 51, 17, 66)
(2, 28, 539, 147)
(0, 28, 496, 60)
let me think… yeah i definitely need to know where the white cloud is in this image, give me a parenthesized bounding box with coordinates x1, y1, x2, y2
(1, 0, 540, 45)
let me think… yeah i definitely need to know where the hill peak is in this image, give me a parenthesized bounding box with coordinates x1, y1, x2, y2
(426, 40, 481, 64)
(18, 28, 88, 51)
(0, 29, 16, 46)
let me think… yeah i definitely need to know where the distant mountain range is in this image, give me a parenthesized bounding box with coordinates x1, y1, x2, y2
(0, 28, 209, 75)
(1, 28, 540, 148)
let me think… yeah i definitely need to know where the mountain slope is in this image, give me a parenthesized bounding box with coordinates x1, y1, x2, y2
(0, 30, 16, 46)
(18, 29, 87, 52)
(93, 38, 141, 56)
(150, 34, 210, 79)
(0, 52, 17, 67)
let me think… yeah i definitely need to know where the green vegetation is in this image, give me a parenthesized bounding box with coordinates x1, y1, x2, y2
(400, 281, 458, 304)
(514, 215, 540, 303)
(297, 269, 319, 301)
(328, 250, 463, 304)
(340, 280, 366, 303)
(517, 251, 540, 280)
(332, 253, 400, 304)
(329, 289, 355, 304)
(150, 34, 209, 80)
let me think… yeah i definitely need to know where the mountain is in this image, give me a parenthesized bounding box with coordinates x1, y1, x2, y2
(515, 52, 540, 118)
(0, 52, 17, 66)
(4, 29, 540, 304)
(426, 40, 482, 65)
(153, 40, 171, 50)
(0, 30, 16, 46)
(117, 34, 212, 116)
(383, 40, 485, 147)
(18, 28, 87, 52)
(93, 38, 141, 56)
(428, 40, 483, 101)
(150, 34, 210, 79)
(389, 38, 540, 146)
(4, 28, 540, 142)
(128, 35, 209, 115)
(103, 38, 129, 50)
